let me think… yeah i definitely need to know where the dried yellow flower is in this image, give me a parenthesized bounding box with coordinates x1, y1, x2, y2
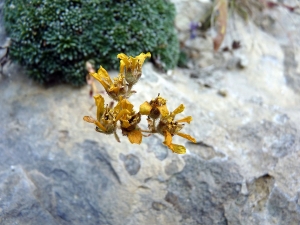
(117, 52, 151, 85)
(91, 66, 127, 101)
(114, 98, 142, 144)
(163, 131, 187, 154)
(157, 104, 196, 154)
(83, 94, 130, 141)
(83, 52, 196, 154)
(139, 95, 169, 119)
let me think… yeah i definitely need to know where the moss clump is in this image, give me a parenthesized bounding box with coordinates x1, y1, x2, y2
(177, 50, 189, 68)
(4, 0, 179, 86)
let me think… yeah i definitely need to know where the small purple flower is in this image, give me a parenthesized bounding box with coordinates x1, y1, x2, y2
(190, 22, 199, 39)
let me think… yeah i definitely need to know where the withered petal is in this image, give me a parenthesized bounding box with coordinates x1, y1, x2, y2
(177, 132, 196, 143)
(83, 116, 96, 123)
(157, 105, 169, 118)
(130, 56, 139, 69)
(170, 144, 186, 154)
(117, 53, 130, 67)
(136, 52, 151, 66)
(163, 131, 172, 146)
(83, 116, 107, 132)
(109, 85, 121, 94)
(120, 99, 134, 112)
(115, 109, 130, 121)
(120, 60, 126, 74)
(96, 66, 111, 81)
(93, 94, 105, 121)
(139, 101, 152, 115)
(176, 116, 193, 124)
(114, 98, 134, 116)
(172, 104, 185, 115)
(91, 66, 112, 90)
(128, 129, 142, 144)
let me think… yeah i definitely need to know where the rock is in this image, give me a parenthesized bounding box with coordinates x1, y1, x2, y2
(237, 55, 249, 68)
(0, 166, 58, 225)
(174, 16, 190, 33)
(267, 187, 300, 224)
(217, 89, 228, 97)
(165, 156, 243, 224)
(185, 37, 213, 52)
(283, 46, 300, 94)
(120, 153, 141, 176)
(152, 201, 167, 211)
(184, 36, 215, 68)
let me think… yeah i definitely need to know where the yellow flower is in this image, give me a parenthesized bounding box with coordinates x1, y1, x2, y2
(115, 98, 143, 144)
(117, 52, 151, 85)
(139, 95, 169, 119)
(157, 104, 196, 154)
(83, 52, 195, 151)
(83, 94, 130, 141)
(91, 66, 127, 101)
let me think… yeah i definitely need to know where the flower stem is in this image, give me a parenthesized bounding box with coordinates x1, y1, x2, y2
(124, 84, 135, 99)
(152, 119, 156, 132)
(114, 131, 120, 142)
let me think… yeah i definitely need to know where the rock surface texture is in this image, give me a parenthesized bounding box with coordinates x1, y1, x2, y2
(1, 1, 300, 225)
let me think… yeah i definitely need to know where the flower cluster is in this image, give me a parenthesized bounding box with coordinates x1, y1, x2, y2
(83, 53, 196, 154)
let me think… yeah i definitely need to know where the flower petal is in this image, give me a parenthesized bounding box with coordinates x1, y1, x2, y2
(109, 85, 121, 94)
(170, 144, 186, 154)
(172, 104, 185, 115)
(117, 53, 130, 67)
(120, 99, 134, 112)
(176, 116, 193, 124)
(115, 109, 130, 121)
(83, 116, 96, 123)
(91, 66, 112, 90)
(120, 60, 125, 74)
(93, 94, 105, 121)
(114, 99, 123, 114)
(83, 116, 106, 132)
(117, 53, 129, 60)
(130, 56, 139, 69)
(139, 101, 152, 115)
(128, 129, 142, 144)
(96, 122, 107, 132)
(157, 96, 167, 105)
(177, 132, 196, 143)
(163, 131, 172, 146)
(98, 66, 110, 81)
(157, 105, 169, 118)
(114, 99, 134, 116)
(136, 52, 151, 66)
